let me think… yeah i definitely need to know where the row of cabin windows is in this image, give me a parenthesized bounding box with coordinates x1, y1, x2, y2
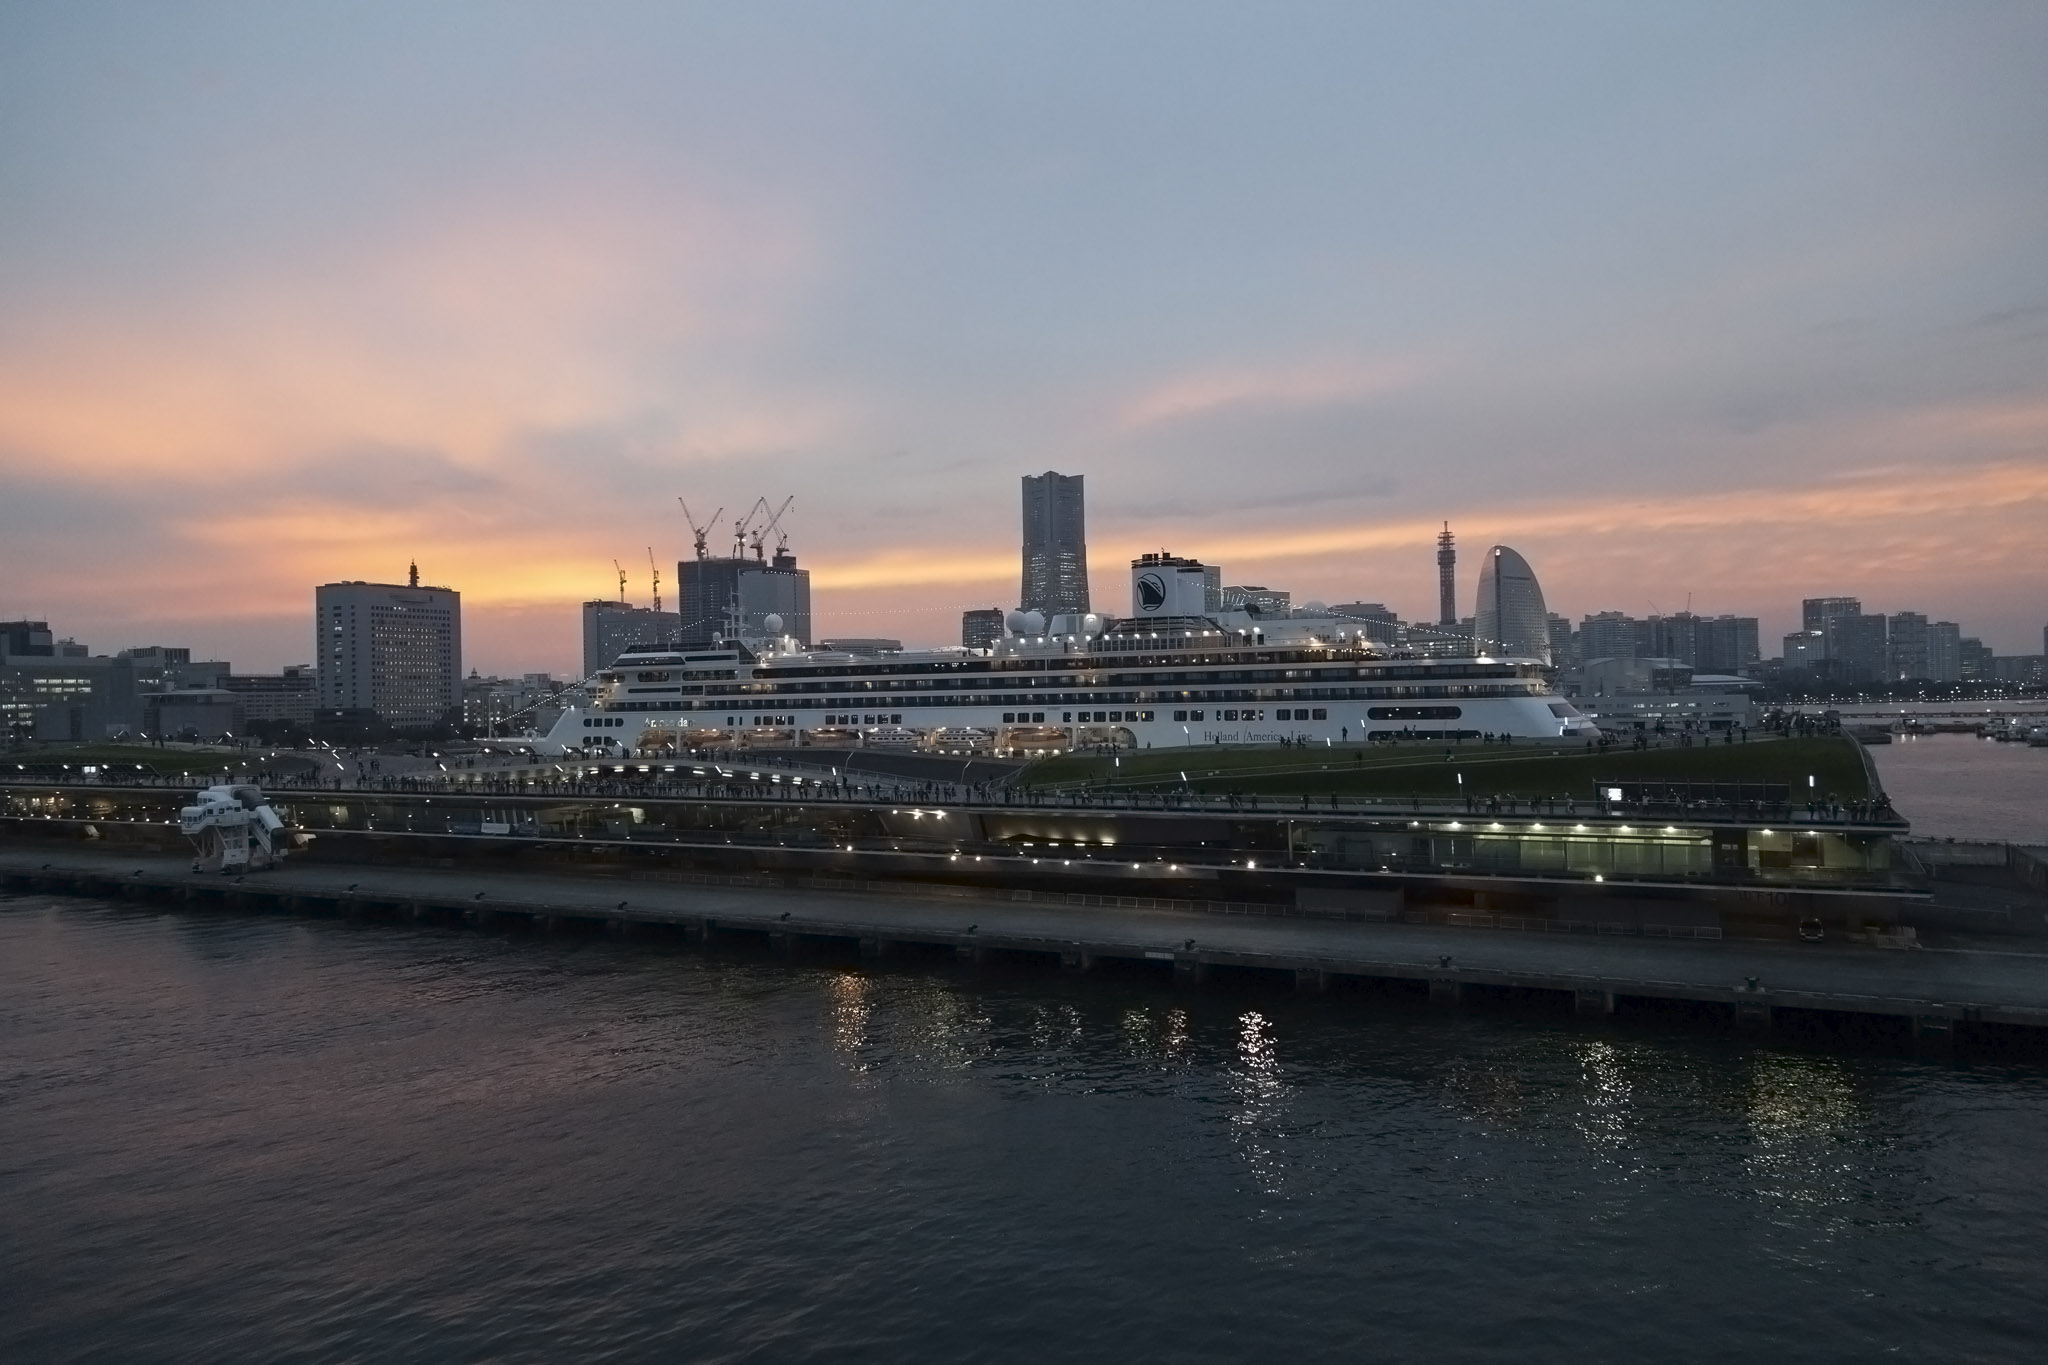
(604, 685, 1524, 710)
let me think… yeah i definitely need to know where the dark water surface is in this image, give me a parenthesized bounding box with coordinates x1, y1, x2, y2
(1869, 733, 2048, 844)
(4, 896, 2046, 1363)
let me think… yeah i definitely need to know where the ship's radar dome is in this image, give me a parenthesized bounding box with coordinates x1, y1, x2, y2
(1018, 610, 1046, 636)
(763, 613, 783, 635)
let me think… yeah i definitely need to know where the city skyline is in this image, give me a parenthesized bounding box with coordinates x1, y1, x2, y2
(2, 5, 2045, 675)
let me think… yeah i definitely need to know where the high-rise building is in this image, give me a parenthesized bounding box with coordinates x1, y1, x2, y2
(676, 549, 811, 647)
(1821, 612, 1887, 685)
(1580, 611, 1638, 663)
(315, 566, 462, 729)
(1020, 471, 1090, 617)
(961, 608, 1004, 650)
(1201, 565, 1222, 613)
(1783, 630, 1826, 674)
(1472, 545, 1550, 662)
(1959, 636, 1994, 681)
(1886, 611, 1930, 681)
(1924, 621, 1962, 684)
(1696, 616, 1761, 674)
(0, 620, 56, 659)
(1436, 524, 1457, 626)
(1546, 614, 1577, 670)
(1803, 597, 1861, 632)
(737, 549, 812, 643)
(582, 600, 682, 678)
(675, 556, 746, 645)
(1646, 613, 1699, 667)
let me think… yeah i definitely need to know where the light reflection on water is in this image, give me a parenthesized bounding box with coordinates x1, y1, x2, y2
(1228, 1010, 1291, 1201)
(3, 895, 2045, 1363)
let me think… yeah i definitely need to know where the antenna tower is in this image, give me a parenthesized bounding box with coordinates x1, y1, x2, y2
(1436, 523, 1457, 626)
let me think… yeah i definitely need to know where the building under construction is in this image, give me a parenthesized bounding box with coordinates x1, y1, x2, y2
(674, 496, 812, 647)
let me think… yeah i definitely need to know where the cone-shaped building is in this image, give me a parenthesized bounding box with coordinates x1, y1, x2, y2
(1473, 545, 1550, 663)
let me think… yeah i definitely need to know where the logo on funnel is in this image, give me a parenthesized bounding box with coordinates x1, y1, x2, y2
(1137, 572, 1167, 611)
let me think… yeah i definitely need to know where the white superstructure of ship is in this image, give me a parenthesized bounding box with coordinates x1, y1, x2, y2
(534, 552, 1598, 756)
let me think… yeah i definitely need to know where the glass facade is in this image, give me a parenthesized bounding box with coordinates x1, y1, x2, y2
(1473, 545, 1551, 663)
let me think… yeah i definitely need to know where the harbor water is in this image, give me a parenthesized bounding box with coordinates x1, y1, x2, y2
(1869, 732, 2048, 845)
(4, 894, 2047, 1362)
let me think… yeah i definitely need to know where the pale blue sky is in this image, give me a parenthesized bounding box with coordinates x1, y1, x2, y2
(2, 2, 2044, 670)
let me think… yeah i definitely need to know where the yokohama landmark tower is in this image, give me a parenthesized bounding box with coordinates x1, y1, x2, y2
(1020, 471, 1091, 618)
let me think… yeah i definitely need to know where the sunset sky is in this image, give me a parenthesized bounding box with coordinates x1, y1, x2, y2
(3, 2, 2045, 675)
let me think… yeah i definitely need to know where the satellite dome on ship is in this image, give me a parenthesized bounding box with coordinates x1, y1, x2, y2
(1473, 545, 1551, 663)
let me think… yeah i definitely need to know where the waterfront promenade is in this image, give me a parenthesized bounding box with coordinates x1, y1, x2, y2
(7, 843, 2045, 1046)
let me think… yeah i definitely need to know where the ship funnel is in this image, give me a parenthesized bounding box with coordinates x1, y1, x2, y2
(1130, 552, 1208, 618)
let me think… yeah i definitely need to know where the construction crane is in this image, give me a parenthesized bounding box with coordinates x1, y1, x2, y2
(679, 499, 722, 562)
(732, 498, 767, 560)
(759, 495, 795, 557)
(648, 548, 662, 614)
(613, 559, 628, 603)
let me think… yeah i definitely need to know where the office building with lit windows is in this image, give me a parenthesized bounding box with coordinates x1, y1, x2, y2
(315, 569, 462, 729)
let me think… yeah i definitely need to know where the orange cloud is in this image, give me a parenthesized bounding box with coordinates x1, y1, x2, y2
(0, 180, 822, 480)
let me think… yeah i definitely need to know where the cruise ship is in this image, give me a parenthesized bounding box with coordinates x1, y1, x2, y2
(534, 553, 1598, 756)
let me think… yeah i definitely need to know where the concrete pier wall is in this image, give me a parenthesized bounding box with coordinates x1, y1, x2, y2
(6, 843, 2045, 1055)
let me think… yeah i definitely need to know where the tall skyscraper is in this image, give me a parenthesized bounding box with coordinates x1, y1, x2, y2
(1696, 616, 1761, 674)
(315, 565, 461, 729)
(1546, 613, 1577, 670)
(1436, 524, 1457, 626)
(1821, 612, 1887, 684)
(1886, 611, 1929, 681)
(1924, 621, 1962, 683)
(1020, 471, 1090, 617)
(1580, 611, 1638, 662)
(1472, 545, 1550, 662)
(1802, 596, 1861, 632)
